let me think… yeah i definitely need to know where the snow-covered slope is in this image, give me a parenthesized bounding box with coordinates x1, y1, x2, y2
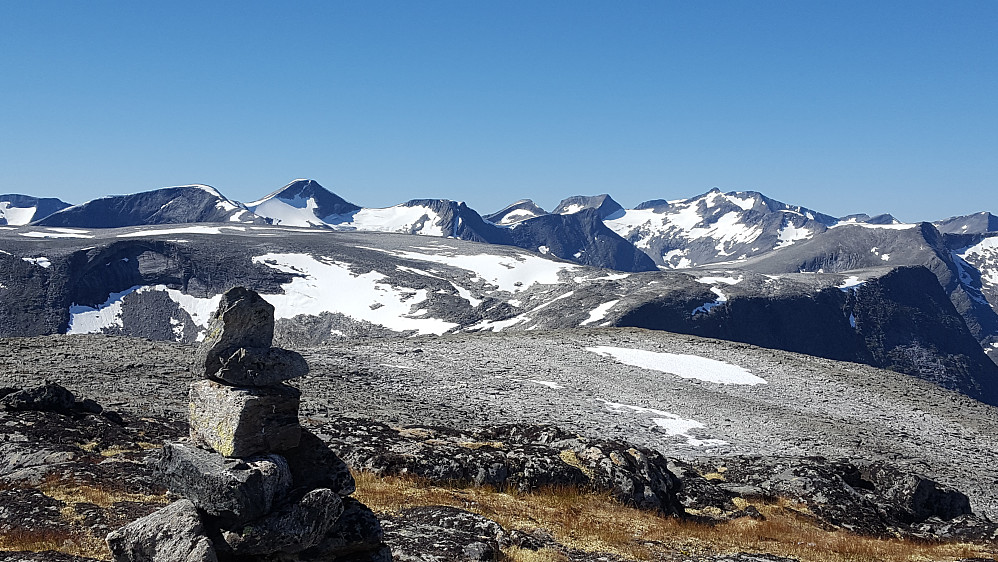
(0, 195, 71, 225)
(553, 194, 624, 220)
(604, 189, 839, 268)
(484, 200, 548, 225)
(33, 185, 265, 228)
(245, 179, 361, 227)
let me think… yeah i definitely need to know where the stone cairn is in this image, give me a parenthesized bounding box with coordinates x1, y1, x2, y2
(107, 287, 391, 562)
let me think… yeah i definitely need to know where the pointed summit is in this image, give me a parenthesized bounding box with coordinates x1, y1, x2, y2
(484, 199, 548, 225)
(246, 180, 361, 227)
(553, 194, 624, 220)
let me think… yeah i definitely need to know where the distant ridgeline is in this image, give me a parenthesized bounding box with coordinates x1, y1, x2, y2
(1, 181, 997, 404)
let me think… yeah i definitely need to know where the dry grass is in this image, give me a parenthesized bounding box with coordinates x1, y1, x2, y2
(352, 470, 997, 562)
(38, 474, 169, 508)
(0, 527, 108, 559)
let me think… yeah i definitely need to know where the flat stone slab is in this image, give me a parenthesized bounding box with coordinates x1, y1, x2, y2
(209, 347, 309, 387)
(189, 380, 301, 458)
(158, 442, 292, 527)
(106, 499, 217, 562)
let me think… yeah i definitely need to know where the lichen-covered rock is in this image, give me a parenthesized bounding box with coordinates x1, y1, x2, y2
(208, 347, 309, 387)
(218, 488, 343, 556)
(157, 442, 292, 526)
(380, 506, 506, 562)
(289, 498, 387, 561)
(106, 499, 217, 562)
(193, 287, 275, 379)
(282, 430, 355, 497)
(189, 379, 301, 457)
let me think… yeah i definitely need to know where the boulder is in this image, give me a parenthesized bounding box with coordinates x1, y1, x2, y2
(0, 382, 75, 413)
(193, 287, 275, 378)
(208, 347, 309, 387)
(157, 442, 292, 526)
(380, 506, 506, 562)
(219, 488, 343, 556)
(292, 498, 386, 560)
(282, 430, 355, 497)
(188, 380, 301, 458)
(105, 499, 217, 562)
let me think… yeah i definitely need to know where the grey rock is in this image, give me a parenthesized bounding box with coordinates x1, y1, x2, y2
(380, 506, 506, 562)
(291, 498, 386, 560)
(106, 499, 217, 562)
(188, 379, 301, 458)
(209, 346, 309, 386)
(193, 287, 275, 378)
(0, 442, 76, 482)
(219, 488, 343, 555)
(282, 429, 356, 497)
(157, 442, 292, 526)
(0, 382, 75, 412)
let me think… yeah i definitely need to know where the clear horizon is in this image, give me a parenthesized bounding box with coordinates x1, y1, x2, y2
(2, 1, 995, 223)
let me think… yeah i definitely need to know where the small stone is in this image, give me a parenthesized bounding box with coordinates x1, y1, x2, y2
(283, 430, 355, 496)
(209, 346, 309, 386)
(189, 380, 301, 458)
(297, 498, 385, 559)
(193, 287, 275, 378)
(158, 442, 292, 527)
(106, 499, 217, 562)
(220, 488, 344, 555)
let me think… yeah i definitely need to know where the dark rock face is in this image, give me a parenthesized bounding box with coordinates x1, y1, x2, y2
(106, 499, 218, 562)
(157, 442, 292, 527)
(218, 488, 343, 556)
(320, 417, 684, 516)
(0, 382, 76, 413)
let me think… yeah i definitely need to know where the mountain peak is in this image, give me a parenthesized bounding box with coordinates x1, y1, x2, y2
(246, 179, 361, 226)
(553, 194, 624, 220)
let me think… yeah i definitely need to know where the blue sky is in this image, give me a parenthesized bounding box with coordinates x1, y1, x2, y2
(1, 1, 995, 222)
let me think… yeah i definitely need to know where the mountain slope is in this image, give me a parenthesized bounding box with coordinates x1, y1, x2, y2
(32, 185, 265, 227)
(483, 199, 548, 225)
(935, 212, 998, 235)
(245, 179, 362, 227)
(0, 194, 72, 225)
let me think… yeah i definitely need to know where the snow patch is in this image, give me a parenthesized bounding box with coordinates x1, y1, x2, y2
(329, 205, 445, 236)
(598, 400, 727, 447)
(579, 300, 619, 326)
(20, 230, 94, 239)
(118, 226, 247, 237)
(696, 275, 743, 285)
(692, 287, 727, 315)
(559, 204, 585, 214)
(22, 256, 51, 268)
(252, 253, 458, 335)
(586, 346, 766, 385)
(838, 276, 867, 291)
(0, 203, 37, 225)
(538, 245, 550, 255)
(775, 223, 811, 248)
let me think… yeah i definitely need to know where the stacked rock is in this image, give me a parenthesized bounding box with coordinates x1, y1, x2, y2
(107, 287, 391, 562)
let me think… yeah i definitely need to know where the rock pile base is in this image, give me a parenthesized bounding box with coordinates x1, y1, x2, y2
(106, 287, 390, 562)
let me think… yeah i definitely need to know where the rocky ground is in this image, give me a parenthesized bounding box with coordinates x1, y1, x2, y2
(2, 329, 998, 561)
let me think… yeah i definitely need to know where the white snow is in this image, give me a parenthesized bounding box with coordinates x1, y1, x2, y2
(0, 203, 37, 225)
(775, 223, 812, 248)
(19, 230, 94, 239)
(724, 194, 756, 211)
(692, 287, 728, 315)
(559, 204, 585, 214)
(881, 254, 891, 261)
(959, 238, 998, 286)
(496, 208, 540, 224)
(118, 226, 247, 237)
(68, 287, 140, 333)
(579, 300, 619, 326)
(248, 194, 322, 227)
(328, 205, 445, 236)
(574, 273, 630, 283)
(696, 275, 743, 285)
(586, 346, 766, 385)
(838, 276, 867, 291)
(599, 400, 727, 447)
(252, 253, 458, 335)
(829, 221, 915, 230)
(450, 282, 482, 307)
(22, 256, 52, 268)
(527, 380, 565, 389)
(466, 290, 576, 331)
(374, 248, 577, 293)
(538, 246, 550, 255)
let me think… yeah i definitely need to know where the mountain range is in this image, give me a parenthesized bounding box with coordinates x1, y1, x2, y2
(2, 179, 997, 403)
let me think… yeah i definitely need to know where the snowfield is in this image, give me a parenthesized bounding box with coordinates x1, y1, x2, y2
(586, 346, 767, 385)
